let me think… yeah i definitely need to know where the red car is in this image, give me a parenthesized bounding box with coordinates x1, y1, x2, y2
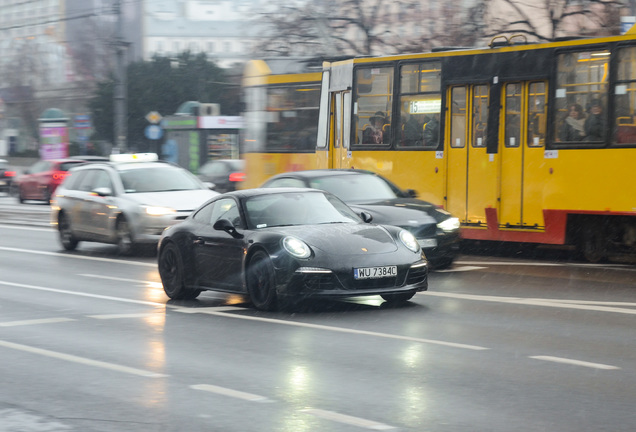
(14, 158, 86, 203)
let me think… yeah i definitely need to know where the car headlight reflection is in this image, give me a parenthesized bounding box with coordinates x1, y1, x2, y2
(144, 206, 176, 216)
(399, 230, 420, 253)
(437, 217, 460, 232)
(283, 236, 311, 259)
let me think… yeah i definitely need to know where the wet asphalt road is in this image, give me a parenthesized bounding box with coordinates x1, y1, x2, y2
(1, 196, 635, 431)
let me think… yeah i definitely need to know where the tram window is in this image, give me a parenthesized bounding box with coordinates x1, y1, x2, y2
(554, 50, 609, 145)
(505, 83, 521, 148)
(528, 82, 547, 147)
(450, 86, 467, 148)
(472, 85, 488, 148)
(614, 47, 636, 145)
(264, 84, 320, 152)
(353, 66, 393, 146)
(398, 62, 442, 149)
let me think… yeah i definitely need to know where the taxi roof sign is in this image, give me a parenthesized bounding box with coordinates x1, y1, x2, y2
(110, 153, 159, 163)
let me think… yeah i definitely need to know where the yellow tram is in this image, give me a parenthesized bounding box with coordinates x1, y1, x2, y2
(312, 33, 636, 262)
(241, 58, 323, 188)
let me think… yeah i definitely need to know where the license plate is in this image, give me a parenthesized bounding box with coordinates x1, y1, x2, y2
(418, 238, 437, 248)
(354, 265, 397, 280)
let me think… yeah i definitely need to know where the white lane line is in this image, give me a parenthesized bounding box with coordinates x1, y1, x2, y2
(0, 246, 155, 267)
(529, 355, 620, 370)
(423, 292, 636, 315)
(456, 260, 633, 269)
(0, 318, 75, 327)
(0, 280, 166, 307)
(301, 408, 395, 430)
(190, 384, 273, 403)
(0, 339, 168, 377)
(78, 274, 157, 284)
(88, 313, 160, 320)
(0, 224, 53, 232)
(435, 265, 487, 272)
(173, 308, 488, 351)
(1, 279, 487, 351)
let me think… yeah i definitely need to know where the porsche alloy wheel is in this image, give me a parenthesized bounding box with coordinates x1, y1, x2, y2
(381, 291, 416, 303)
(246, 250, 278, 311)
(158, 242, 201, 300)
(58, 213, 78, 251)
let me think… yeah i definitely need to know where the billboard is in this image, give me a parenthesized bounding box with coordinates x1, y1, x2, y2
(40, 124, 69, 159)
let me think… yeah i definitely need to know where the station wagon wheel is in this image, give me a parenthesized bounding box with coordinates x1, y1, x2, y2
(17, 185, 25, 203)
(158, 242, 201, 300)
(58, 213, 78, 251)
(246, 250, 278, 311)
(381, 291, 416, 303)
(116, 218, 135, 256)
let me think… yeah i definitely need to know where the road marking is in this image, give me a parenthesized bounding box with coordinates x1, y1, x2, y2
(0, 317, 75, 327)
(190, 384, 273, 402)
(422, 292, 636, 315)
(0, 339, 168, 377)
(0, 246, 155, 267)
(529, 355, 620, 370)
(88, 313, 160, 320)
(300, 408, 395, 430)
(435, 265, 487, 272)
(0, 224, 52, 232)
(456, 259, 633, 270)
(0, 280, 165, 307)
(174, 308, 488, 351)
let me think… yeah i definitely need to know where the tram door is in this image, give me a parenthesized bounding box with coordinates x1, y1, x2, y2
(328, 91, 351, 169)
(446, 84, 498, 226)
(499, 81, 547, 228)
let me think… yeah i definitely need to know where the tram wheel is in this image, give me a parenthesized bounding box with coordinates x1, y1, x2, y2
(578, 220, 607, 263)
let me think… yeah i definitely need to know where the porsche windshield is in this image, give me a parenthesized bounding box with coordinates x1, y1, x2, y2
(119, 166, 203, 193)
(245, 191, 361, 228)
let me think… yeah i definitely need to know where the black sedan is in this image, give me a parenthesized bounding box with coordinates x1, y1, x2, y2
(157, 188, 428, 310)
(261, 169, 460, 269)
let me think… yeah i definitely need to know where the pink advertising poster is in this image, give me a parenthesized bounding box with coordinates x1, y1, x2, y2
(40, 125, 69, 159)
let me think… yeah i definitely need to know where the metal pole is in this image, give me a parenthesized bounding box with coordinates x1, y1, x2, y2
(113, 0, 127, 153)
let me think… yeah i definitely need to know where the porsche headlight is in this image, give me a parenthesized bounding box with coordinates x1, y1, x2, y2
(144, 206, 176, 216)
(438, 217, 460, 232)
(283, 236, 312, 259)
(399, 230, 420, 253)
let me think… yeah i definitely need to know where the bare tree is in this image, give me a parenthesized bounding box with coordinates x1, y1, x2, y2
(485, 0, 627, 42)
(252, 0, 486, 57)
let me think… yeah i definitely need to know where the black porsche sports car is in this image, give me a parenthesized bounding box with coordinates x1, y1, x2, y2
(157, 188, 428, 310)
(261, 169, 461, 269)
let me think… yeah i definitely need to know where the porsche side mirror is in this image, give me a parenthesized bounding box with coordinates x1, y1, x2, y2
(405, 189, 418, 198)
(213, 218, 243, 238)
(360, 211, 373, 223)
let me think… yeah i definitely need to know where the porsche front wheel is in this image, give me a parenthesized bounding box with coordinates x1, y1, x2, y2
(246, 251, 278, 311)
(158, 242, 201, 300)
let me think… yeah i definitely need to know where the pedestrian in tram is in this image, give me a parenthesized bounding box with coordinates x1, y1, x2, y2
(362, 111, 387, 144)
(584, 98, 605, 141)
(559, 103, 586, 142)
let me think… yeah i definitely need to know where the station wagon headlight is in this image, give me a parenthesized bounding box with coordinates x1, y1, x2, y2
(144, 206, 176, 216)
(399, 230, 420, 253)
(437, 217, 460, 232)
(283, 236, 311, 259)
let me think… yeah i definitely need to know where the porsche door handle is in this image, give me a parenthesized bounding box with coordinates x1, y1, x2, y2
(194, 237, 205, 246)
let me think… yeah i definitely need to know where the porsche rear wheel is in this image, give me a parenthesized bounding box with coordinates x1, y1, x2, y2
(381, 291, 416, 303)
(158, 242, 201, 300)
(246, 250, 278, 311)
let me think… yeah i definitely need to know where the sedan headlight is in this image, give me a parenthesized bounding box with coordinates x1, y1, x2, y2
(144, 206, 176, 216)
(283, 236, 312, 259)
(437, 217, 460, 232)
(399, 230, 420, 253)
